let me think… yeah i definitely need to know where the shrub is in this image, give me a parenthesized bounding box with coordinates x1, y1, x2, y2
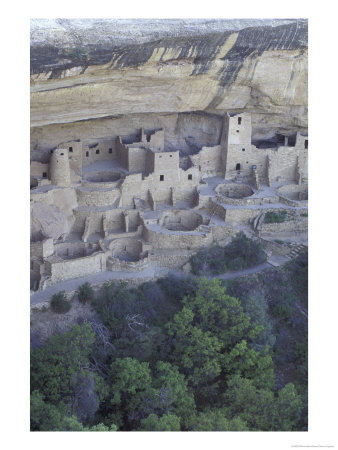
(50, 291, 71, 314)
(274, 239, 284, 245)
(227, 257, 245, 271)
(77, 282, 94, 304)
(190, 232, 266, 275)
(264, 211, 287, 224)
(300, 212, 308, 217)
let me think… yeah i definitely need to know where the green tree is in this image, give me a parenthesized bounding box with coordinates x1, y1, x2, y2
(167, 305, 222, 389)
(30, 324, 106, 412)
(108, 357, 153, 428)
(275, 383, 303, 431)
(139, 413, 181, 431)
(152, 361, 196, 428)
(31, 391, 115, 431)
(223, 375, 275, 431)
(222, 340, 275, 390)
(187, 408, 248, 431)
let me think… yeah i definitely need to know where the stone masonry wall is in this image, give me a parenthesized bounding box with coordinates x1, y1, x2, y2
(45, 251, 107, 283)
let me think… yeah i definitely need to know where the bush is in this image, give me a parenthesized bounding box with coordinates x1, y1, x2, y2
(264, 211, 287, 224)
(190, 232, 266, 275)
(50, 291, 71, 314)
(77, 282, 94, 304)
(274, 239, 284, 245)
(300, 212, 308, 217)
(227, 257, 245, 271)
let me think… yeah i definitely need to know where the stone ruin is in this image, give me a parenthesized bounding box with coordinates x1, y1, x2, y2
(30, 112, 308, 290)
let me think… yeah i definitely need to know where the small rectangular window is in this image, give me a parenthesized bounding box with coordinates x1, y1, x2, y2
(238, 117, 242, 125)
(96, 149, 100, 154)
(188, 174, 192, 180)
(242, 148, 245, 151)
(60, 153, 64, 155)
(160, 175, 164, 181)
(109, 148, 112, 154)
(236, 130, 239, 133)
(42, 172, 47, 178)
(305, 140, 308, 149)
(86, 151, 89, 157)
(69, 147, 73, 152)
(170, 155, 172, 157)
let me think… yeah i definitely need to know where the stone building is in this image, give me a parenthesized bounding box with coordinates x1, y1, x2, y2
(30, 112, 308, 290)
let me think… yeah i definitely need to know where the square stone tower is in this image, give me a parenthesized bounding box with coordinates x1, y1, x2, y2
(221, 112, 252, 179)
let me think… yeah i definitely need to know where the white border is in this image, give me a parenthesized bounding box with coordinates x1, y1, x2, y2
(1, 1, 337, 449)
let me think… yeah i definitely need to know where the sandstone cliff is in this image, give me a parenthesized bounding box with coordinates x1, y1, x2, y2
(30, 19, 307, 155)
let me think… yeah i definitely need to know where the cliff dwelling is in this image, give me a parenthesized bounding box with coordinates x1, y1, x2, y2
(30, 112, 308, 291)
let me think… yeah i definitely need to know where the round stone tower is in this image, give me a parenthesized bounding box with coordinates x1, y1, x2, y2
(50, 148, 71, 186)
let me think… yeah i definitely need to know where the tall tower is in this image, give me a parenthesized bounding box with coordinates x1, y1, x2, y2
(50, 148, 71, 186)
(221, 112, 252, 179)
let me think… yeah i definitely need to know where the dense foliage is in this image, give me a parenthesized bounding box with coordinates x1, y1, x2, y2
(50, 291, 71, 313)
(190, 232, 267, 275)
(264, 210, 287, 223)
(31, 253, 307, 431)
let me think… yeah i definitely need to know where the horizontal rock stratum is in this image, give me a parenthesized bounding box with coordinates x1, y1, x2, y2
(30, 19, 308, 142)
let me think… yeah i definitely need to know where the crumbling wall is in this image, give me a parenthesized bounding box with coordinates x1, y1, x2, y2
(76, 187, 120, 207)
(45, 252, 106, 283)
(58, 141, 83, 175)
(82, 139, 116, 165)
(142, 225, 213, 249)
(127, 146, 148, 173)
(30, 161, 49, 181)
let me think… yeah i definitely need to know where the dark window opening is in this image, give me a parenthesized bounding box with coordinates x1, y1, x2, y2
(96, 149, 100, 154)
(246, 161, 248, 164)
(109, 148, 112, 154)
(170, 155, 172, 157)
(160, 175, 164, 181)
(86, 151, 89, 157)
(242, 148, 245, 151)
(42, 172, 47, 178)
(60, 153, 64, 155)
(146, 135, 151, 142)
(238, 117, 242, 125)
(305, 139, 308, 149)
(236, 163, 241, 171)
(50, 150, 53, 154)
(69, 147, 73, 152)
(188, 174, 192, 180)
(236, 130, 240, 133)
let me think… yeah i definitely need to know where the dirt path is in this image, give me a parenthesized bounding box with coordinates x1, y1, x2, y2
(30, 262, 272, 306)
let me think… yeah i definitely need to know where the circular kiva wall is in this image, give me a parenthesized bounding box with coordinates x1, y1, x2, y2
(278, 184, 308, 201)
(216, 183, 254, 199)
(160, 210, 203, 231)
(109, 239, 143, 262)
(84, 171, 121, 182)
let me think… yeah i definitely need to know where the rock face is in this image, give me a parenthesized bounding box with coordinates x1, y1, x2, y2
(30, 19, 307, 154)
